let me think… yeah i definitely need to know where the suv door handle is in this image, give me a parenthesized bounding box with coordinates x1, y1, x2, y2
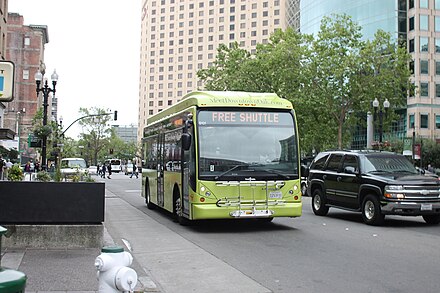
(337, 176, 342, 182)
(323, 175, 327, 180)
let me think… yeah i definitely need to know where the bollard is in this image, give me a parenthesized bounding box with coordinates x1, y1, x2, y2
(0, 226, 27, 293)
(95, 245, 137, 293)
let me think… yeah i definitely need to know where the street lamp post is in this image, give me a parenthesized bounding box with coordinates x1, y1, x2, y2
(35, 69, 58, 170)
(372, 97, 390, 144)
(16, 109, 25, 164)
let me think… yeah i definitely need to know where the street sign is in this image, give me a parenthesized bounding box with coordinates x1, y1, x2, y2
(0, 61, 15, 102)
(28, 133, 42, 148)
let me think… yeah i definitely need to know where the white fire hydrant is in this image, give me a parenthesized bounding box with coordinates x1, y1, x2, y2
(95, 245, 138, 293)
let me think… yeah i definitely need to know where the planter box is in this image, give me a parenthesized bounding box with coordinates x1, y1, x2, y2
(0, 182, 105, 224)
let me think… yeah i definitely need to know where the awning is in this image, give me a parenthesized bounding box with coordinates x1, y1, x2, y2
(0, 128, 16, 140)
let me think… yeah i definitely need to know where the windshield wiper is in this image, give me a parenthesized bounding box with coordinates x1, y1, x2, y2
(256, 168, 291, 179)
(215, 164, 249, 180)
(368, 170, 391, 174)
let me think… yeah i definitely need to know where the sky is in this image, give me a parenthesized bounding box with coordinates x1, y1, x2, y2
(8, 0, 142, 139)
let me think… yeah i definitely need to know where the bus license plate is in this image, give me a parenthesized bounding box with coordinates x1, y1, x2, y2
(421, 204, 432, 211)
(269, 191, 282, 199)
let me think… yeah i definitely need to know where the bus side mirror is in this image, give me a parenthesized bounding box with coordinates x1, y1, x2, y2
(182, 133, 191, 151)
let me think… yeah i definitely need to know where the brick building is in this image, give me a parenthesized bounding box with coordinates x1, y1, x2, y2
(4, 13, 49, 160)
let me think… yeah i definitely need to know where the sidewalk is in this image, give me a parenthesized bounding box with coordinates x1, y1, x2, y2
(1, 188, 270, 293)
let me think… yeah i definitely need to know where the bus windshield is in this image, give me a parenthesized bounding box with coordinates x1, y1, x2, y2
(198, 110, 299, 180)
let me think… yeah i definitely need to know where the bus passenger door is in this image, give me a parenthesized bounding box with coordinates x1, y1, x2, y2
(157, 133, 165, 207)
(181, 129, 193, 218)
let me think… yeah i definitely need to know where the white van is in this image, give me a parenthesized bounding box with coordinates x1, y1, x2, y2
(60, 158, 87, 176)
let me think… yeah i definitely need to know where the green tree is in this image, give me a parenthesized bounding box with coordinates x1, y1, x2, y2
(78, 107, 113, 165)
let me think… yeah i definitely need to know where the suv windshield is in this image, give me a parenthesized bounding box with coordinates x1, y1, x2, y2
(361, 155, 418, 174)
(197, 110, 299, 180)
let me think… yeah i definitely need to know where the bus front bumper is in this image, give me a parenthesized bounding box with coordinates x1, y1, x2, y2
(191, 202, 302, 220)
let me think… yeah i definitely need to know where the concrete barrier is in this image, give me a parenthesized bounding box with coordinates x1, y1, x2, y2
(1, 224, 104, 249)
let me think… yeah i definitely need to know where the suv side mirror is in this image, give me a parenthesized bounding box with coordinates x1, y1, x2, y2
(344, 166, 357, 174)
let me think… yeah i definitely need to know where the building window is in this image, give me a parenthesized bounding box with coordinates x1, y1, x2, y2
(436, 39, 440, 53)
(436, 0, 440, 9)
(436, 16, 440, 31)
(420, 82, 429, 97)
(420, 0, 428, 8)
(409, 39, 414, 52)
(436, 115, 440, 129)
(420, 114, 429, 128)
(410, 60, 415, 74)
(421, 60, 429, 74)
(24, 37, 30, 46)
(409, 114, 415, 128)
(420, 37, 429, 52)
(409, 17, 415, 31)
(420, 15, 429, 30)
(436, 84, 440, 97)
(436, 61, 440, 74)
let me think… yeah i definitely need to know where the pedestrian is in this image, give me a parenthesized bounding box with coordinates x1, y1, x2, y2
(130, 161, 138, 178)
(107, 163, 112, 179)
(34, 160, 41, 172)
(4, 159, 13, 180)
(101, 164, 106, 178)
(24, 161, 32, 180)
(97, 164, 101, 176)
(0, 155, 5, 180)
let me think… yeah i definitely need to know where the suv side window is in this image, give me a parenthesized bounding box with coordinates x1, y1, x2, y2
(325, 154, 343, 172)
(342, 155, 359, 173)
(310, 154, 329, 170)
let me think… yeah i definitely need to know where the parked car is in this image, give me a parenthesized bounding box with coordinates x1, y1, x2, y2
(60, 158, 87, 176)
(307, 150, 440, 225)
(88, 165, 98, 175)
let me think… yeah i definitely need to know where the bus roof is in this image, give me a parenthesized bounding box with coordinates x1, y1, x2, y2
(147, 91, 293, 125)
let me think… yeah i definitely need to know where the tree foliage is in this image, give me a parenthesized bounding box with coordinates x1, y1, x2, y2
(197, 14, 413, 154)
(77, 107, 113, 165)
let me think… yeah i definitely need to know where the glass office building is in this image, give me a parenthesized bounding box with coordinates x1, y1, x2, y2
(290, 0, 440, 146)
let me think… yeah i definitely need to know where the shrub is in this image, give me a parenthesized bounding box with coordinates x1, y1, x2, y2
(36, 171, 52, 182)
(8, 164, 23, 181)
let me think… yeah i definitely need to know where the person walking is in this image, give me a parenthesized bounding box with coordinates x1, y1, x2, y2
(101, 164, 106, 178)
(107, 163, 112, 179)
(24, 161, 32, 180)
(4, 159, 12, 180)
(130, 161, 138, 179)
(0, 155, 5, 180)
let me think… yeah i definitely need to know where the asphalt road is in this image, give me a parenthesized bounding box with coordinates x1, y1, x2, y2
(103, 173, 440, 293)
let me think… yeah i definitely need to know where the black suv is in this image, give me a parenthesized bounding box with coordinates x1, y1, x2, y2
(306, 150, 440, 225)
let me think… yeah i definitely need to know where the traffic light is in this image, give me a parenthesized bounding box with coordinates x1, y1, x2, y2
(114, 111, 118, 121)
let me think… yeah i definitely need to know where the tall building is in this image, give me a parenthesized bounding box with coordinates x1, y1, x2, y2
(4, 13, 51, 161)
(112, 125, 138, 143)
(291, 0, 440, 143)
(138, 0, 288, 140)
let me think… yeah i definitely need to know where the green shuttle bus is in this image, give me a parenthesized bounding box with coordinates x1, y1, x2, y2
(141, 91, 302, 224)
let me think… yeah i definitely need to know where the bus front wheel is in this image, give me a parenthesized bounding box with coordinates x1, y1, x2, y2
(174, 189, 190, 226)
(145, 181, 155, 210)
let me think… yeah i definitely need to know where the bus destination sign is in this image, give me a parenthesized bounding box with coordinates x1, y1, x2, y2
(198, 111, 292, 126)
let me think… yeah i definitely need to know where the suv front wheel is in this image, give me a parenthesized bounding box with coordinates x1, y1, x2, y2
(312, 188, 329, 216)
(361, 195, 384, 226)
